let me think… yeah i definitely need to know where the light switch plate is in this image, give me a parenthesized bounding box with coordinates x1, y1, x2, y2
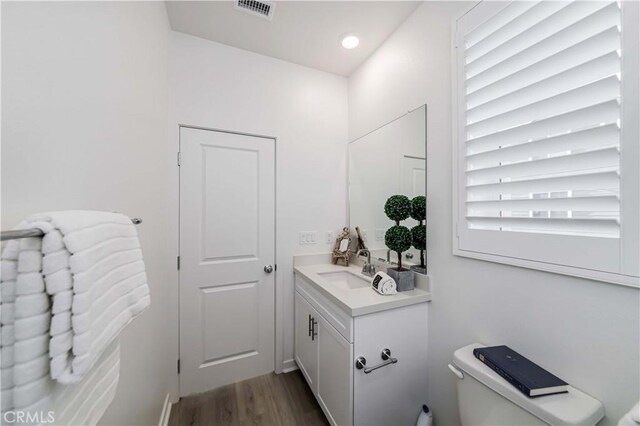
(375, 228, 386, 241)
(299, 231, 318, 245)
(325, 231, 334, 244)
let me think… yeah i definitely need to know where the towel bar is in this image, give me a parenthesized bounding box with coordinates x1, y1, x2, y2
(1, 217, 143, 242)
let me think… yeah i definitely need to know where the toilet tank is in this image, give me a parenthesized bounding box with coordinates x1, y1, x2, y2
(450, 344, 604, 426)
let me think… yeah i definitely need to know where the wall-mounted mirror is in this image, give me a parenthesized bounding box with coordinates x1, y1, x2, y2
(349, 105, 426, 272)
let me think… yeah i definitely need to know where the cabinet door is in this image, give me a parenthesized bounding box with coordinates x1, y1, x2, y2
(294, 291, 318, 392)
(317, 316, 353, 426)
(353, 303, 428, 426)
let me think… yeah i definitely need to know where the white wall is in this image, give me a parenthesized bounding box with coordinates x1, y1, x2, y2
(1, 2, 175, 424)
(348, 2, 640, 425)
(169, 32, 348, 374)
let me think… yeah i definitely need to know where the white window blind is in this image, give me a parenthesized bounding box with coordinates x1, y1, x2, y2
(454, 1, 639, 285)
(465, 0, 621, 237)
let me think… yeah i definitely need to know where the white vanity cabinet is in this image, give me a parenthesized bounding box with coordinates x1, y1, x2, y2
(294, 292, 318, 389)
(295, 281, 353, 426)
(317, 314, 354, 425)
(294, 271, 429, 426)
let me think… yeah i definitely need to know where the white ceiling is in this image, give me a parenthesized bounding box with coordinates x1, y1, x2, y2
(165, 1, 421, 76)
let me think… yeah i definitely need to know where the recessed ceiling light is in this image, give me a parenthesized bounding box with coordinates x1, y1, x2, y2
(341, 34, 359, 49)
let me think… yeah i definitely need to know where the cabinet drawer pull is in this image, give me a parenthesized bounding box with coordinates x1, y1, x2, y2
(311, 318, 318, 341)
(308, 314, 312, 337)
(355, 348, 398, 374)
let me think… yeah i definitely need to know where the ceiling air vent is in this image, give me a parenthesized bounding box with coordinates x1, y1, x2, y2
(235, 0, 275, 21)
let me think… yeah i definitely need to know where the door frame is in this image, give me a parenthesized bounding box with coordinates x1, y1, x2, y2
(176, 124, 283, 395)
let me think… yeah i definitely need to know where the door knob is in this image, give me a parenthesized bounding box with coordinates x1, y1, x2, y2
(264, 265, 274, 273)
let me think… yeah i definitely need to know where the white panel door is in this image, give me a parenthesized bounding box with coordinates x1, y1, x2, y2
(402, 156, 426, 200)
(403, 156, 426, 260)
(179, 126, 275, 396)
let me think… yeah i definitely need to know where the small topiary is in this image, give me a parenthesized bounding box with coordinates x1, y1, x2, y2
(411, 224, 426, 251)
(385, 225, 412, 269)
(411, 196, 427, 270)
(384, 195, 411, 225)
(410, 196, 426, 222)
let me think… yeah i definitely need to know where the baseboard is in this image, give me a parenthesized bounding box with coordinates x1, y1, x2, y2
(282, 358, 299, 373)
(158, 393, 172, 426)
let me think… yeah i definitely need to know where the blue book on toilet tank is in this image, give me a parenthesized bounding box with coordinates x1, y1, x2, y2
(473, 346, 568, 397)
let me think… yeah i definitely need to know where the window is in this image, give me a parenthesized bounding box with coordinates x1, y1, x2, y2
(453, 1, 639, 286)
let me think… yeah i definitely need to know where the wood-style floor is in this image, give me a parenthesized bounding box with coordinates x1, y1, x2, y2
(168, 371, 329, 426)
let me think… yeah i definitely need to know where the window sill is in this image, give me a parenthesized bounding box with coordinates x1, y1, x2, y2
(453, 248, 640, 288)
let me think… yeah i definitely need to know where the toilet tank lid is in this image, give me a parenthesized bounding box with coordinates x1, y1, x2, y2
(453, 343, 604, 426)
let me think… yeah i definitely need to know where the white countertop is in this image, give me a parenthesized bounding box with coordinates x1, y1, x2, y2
(294, 263, 431, 317)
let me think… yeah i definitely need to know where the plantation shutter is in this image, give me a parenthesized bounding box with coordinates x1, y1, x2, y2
(454, 0, 639, 283)
(463, 1, 621, 238)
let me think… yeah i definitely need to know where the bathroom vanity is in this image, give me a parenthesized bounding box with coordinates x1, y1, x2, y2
(294, 262, 431, 426)
(294, 103, 431, 425)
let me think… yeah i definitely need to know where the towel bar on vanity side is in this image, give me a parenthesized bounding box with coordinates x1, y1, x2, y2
(0, 217, 143, 241)
(355, 348, 398, 374)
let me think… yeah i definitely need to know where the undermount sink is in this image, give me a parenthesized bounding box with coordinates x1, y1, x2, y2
(317, 271, 370, 290)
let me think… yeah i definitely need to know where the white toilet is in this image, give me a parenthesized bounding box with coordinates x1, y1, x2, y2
(448, 343, 605, 426)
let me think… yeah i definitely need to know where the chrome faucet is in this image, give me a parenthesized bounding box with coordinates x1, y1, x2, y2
(357, 249, 376, 277)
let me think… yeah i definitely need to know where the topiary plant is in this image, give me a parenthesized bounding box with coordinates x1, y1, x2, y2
(411, 224, 426, 269)
(384, 195, 411, 225)
(385, 225, 412, 270)
(410, 195, 426, 222)
(385, 225, 412, 269)
(410, 196, 427, 269)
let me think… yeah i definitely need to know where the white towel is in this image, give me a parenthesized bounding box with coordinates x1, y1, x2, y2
(25, 211, 150, 383)
(0, 210, 149, 422)
(50, 339, 120, 426)
(1, 234, 52, 415)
